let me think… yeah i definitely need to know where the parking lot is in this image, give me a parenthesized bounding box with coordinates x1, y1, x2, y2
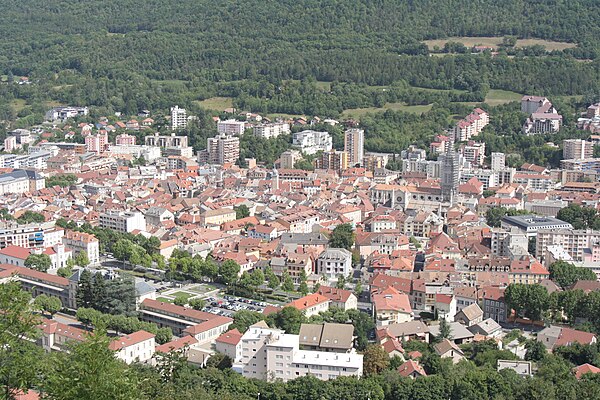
(202, 295, 270, 317)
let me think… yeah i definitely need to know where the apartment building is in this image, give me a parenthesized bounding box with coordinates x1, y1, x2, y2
(145, 132, 189, 148)
(344, 128, 364, 166)
(315, 150, 348, 172)
(315, 248, 353, 280)
(218, 119, 247, 136)
(452, 108, 489, 142)
(253, 122, 290, 139)
(279, 150, 302, 169)
(139, 299, 232, 342)
(205, 134, 240, 165)
(0, 169, 45, 195)
(316, 286, 358, 311)
(536, 228, 600, 262)
(0, 223, 45, 249)
(521, 96, 562, 135)
(84, 132, 109, 153)
(115, 133, 136, 145)
(63, 230, 100, 265)
(372, 286, 413, 326)
(0, 151, 53, 170)
(170, 105, 188, 130)
(99, 211, 147, 233)
(292, 130, 332, 155)
(481, 287, 507, 324)
(460, 141, 486, 166)
(287, 294, 331, 317)
(563, 139, 593, 160)
(275, 210, 320, 234)
(230, 323, 363, 382)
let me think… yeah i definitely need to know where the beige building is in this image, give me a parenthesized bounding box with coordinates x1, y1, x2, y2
(279, 150, 302, 169)
(201, 208, 237, 227)
(344, 128, 364, 166)
(563, 139, 593, 160)
(63, 230, 100, 265)
(315, 150, 348, 172)
(206, 134, 240, 165)
(536, 228, 600, 262)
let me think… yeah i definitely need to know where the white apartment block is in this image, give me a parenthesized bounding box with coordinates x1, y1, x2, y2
(218, 119, 247, 136)
(231, 324, 363, 382)
(0, 169, 45, 195)
(253, 122, 290, 139)
(145, 132, 189, 148)
(536, 228, 600, 262)
(563, 139, 593, 160)
(99, 211, 146, 233)
(292, 130, 332, 155)
(344, 128, 364, 166)
(452, 108, 489, 142)
(106, 144, 162, 162)
(109, 330, 155, 364)
(0, 151, 53, 170)
(63, 230, 100, 265)
(491, 152, 505, 171)
(170, 106, 188, 130)
(0, 224, 45, 249)
(316, 248, 353, 279)
(45, 106, 89, 122)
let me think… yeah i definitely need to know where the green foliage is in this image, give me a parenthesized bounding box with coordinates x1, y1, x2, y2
(505, 283, 549, 321)
(281, 271, 295, 292)
(557, 204, 600, 230)
(45, 174, 78, 188)
(329, 223, 355, 250)
(16, 211, 45, 224)
(436, 318, 453, 341)
(34, 294, 62, 316)
(24, 253, 52, 272)
(549, 261, 597, 289)
(525, 339, 548, 361)
(188, 298, 206, 311)
(173, 295, 188, 307)
(231, 310, 266, 333)
(363, 344, 390, 376)
(74, 251, 90, 268)
(218, 260, 241, 285)
(76, 271, 136, 315)
(234, 204, 250, 220)
(485, 207, 530, 228)
(205, 353, 233, 370)
(267, 306, 306, 334)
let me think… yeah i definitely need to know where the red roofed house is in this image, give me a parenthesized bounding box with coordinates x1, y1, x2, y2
(574, 363, 600, 379)
(215, 328, 243, 361)
(509, 258, 550, 285)
(287, 294, 331, 317)
(372, 286, 413, 326)
(109, 330, 155, 364)
(538, 325, 597, 351)
(316, 286, 358, 311)
(397, 359, 427, 379)
(481, 286, 507, 323)
(39, 319, 87, 352)
(435, 294, 457, 322)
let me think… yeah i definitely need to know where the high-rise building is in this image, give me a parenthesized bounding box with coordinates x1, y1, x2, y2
(84, 132, 108, 153)
(279, 150, 302, 169)
(315, 150, 348, 172)
(170, 106, 187, 130)
(253, 122, 291, 139)
(440, 149, 459, 203)
(206, 134, 240, 165)
(491, 152, 505, 171)
(344, 128, 364, 166)
(563, 139, 593, 160)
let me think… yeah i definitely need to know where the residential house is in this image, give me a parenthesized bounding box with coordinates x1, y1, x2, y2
(287, 294, 331, 317)
(316, 286, 358, 311)
(433, 339, 465, 364)
(372, 286, 413, 327)
(454, 303, 484, 327)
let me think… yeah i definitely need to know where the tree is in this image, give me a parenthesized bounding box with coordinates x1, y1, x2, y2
(268, 307, 306, 334)
(525, 339, 547, 361)
(557, 204, 600, 230)
(16, 211, 45, 225)
(155, 327, 173, 345)
(76, 269, 94, 308)
(336, 274, 347, 290)
(329, 223, 355, 250)
(24, 253, 52, 272)
(204, 353, 232, 370)
(298, 270, 309, 296)
(354, 280, 363, 298)
(174, 295, 188, 306)
(437, 318, 453, 341)
(231, 310, 265, 333)
(549, 261, 597, 289)
(281, 271, 295, 292)
(219, 260, 241, 285)
(91, 273, 108, 312)
(363, 344, 390, 376)
(505, 283, 549, 321)
(188, 298, 206, 311)
(42, 330, 140, 400)
(265, 266, 280, 289)
(74, 251, 90, 267)
(34, 294, 62, 317)
(57, 266, 73, 278)
(0, 282, 44, 400)
(113, 239, 134, 266)
(234, 204, 250, 220)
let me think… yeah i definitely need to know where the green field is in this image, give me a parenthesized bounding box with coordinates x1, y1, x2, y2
(10, 99, 26, 112)
(156, 297, 173, 303)
(342, 103, 433, 118)
(423, 36, 577, 51)
(196, 97, 234, 111)
(484, 89, 523, 105)
(170, 291, 195, 300)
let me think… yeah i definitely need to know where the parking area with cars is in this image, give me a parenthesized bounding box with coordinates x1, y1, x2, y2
(202, 295, 271, 317)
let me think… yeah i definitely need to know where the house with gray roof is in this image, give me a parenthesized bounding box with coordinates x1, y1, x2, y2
(316, 248, 353, 281)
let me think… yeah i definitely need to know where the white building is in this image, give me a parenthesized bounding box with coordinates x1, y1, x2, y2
(99, 211, 146, 233)
(218, 119, 247, 136)
(491, 152, 505, 171)
(171, 106, 188, 130)
(315, 248, 353, 280)
(0, 169, 45, 195)
(106, 145, 162, 162)
(253, 122, 290, 139)
(109, 330, 155, 364)
(230, 323, 363, 382)
(63, 230, 100, 265)
(292, 130, 332, 155)
(45, 106, 89, 122)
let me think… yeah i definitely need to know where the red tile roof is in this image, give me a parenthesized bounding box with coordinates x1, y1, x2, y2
(0, 245, 31, 260)
(215, 328, 243, 346)
(155, 335, 198, 353)
(574, 363, 600, 379)
(109, 330, 155, 351)
(397, 359, 426, 377)
(287, 294, 330, 311)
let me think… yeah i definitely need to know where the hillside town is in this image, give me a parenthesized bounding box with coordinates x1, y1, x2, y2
(4, 94, 600, 398)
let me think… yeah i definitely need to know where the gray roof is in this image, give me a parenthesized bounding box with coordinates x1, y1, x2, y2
(457, 303, 483, 322)
(280, 233, 328, 245)
(318, 248, 352, 261)
(135, 279, 156, 296)
(299, 322, 354, 350)
(468, 318, 502, 336)
(434, 338, 463, 356)
(0, 169, 43, 184)
(385, 320, 429, 337)
(429, 322, 474, 340)
(501, 215, 572, 229)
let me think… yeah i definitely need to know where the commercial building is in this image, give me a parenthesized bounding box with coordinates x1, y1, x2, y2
(563, 139, 593, 160)
(170, 106, 188, 130)
(99, 211, 147, 233)
(344, 128, 364, 166)
(217, 119, 247, 136)
(500, 215, 573, 238)
(229, 323, 363, 382)
(292, 130, 332, 155)
(253, 122, 290, 139)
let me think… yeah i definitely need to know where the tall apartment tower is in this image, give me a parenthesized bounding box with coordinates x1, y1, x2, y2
(344, 128, 364, 167)
(563, 139, 593, 160)
(440, 149, 460, 203)
(207, 134, 240, 165)
(491, 152, 506, 171)
(170, 106, 188, 130)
